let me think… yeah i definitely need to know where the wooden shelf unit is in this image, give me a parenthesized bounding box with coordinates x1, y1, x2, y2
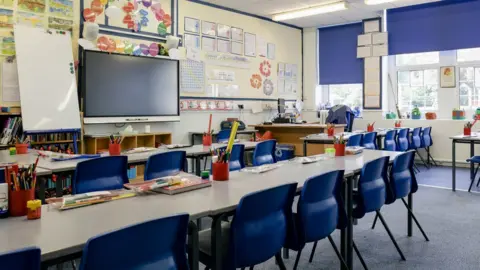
(84, 133, 172, 178)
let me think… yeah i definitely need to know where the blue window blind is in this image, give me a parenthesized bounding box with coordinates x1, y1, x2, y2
(318, 23, 363, 85)
(387, 0, 480, 55)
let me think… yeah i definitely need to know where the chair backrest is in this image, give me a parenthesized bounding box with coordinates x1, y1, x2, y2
(144, 151, 186, 180)
(0, 247, 40, 270)
(362, 132, 377, 149)
(253, 140, 277, 166)
(217, 129, 232, 143)
(345, 112, 355, 132)
(296, 170, 344, 244)
(346, 134, 362, 147)
(388, 151, 418, 204)
(410, 127, 422, 149)
(355, 156, 390, 218)
(421, 127, 432, 147)
(80, 213, 190, 270)
(228, 183, 297, 268)
(216, 144, 245, 171)
(384, 129, 397, 151)
(73, 156, 128, 194)
(397, 128, 410, 151)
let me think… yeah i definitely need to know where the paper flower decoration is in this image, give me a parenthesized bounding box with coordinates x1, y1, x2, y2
(260, 60, 271, 77)
(90, 0, 104, 15)
(263, 79, 274, 96)
(250, 74, 262, 89)
(97, 36, 116, 52)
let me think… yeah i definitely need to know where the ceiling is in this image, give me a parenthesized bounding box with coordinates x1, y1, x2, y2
(198, 0, 439, 28)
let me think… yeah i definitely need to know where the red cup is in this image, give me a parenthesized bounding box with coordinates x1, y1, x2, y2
(464, 128, 472, 136)
(9, 189, 34, 217)
(15, 144, 28, 154)
(367, 126, 374, 132)
(327, 128, 334, 136)
(203, 135, 212, 146)
(109, 143, 121, 156)
(212, 162, 229, 181)
(27, 207, 41, 220)
(334, 144, 346, 157)
(395, 123, 401, 128)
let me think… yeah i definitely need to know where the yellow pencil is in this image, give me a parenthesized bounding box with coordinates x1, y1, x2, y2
(226, 121, 239, 153)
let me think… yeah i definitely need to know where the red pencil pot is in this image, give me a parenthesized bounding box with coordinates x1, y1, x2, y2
(395, 123, 401, 128)
(327, 128, 335, 136)
(334, 144, 346, 157)
(464, 128, 472, 136)
(109, 143, 121, 156)
(212, 162, 229, 181)
(15, 144, 28, 154)
(367, 126, 374, 132)
(202, 135, 212, 146)
(9, 189, 34, 217)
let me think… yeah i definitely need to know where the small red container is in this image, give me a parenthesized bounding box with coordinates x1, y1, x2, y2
(202, 135, 212, 146)
(327, 128, 335, 136)
(395, 123, 401, 128)
(9, 189, 34, 217)
(109, 143, 121, 156)
(212, 162, 229, 181)
(334, 144, 346, 157)
(27, 206, 41, 220)
(367, 126, 374, 132)
(15, 144, 28, 154)
(464, 128, 472, 136)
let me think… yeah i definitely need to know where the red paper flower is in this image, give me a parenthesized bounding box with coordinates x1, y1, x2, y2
(250, 74, 262, 89)
(163, 14, 171, 28)
(260, 60, 271, 77)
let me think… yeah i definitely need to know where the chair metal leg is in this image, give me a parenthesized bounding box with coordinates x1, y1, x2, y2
(293, 249, 302, 270)
(468, 164, 480, 192)
(401, 198, 429, 241)
(353, 241, 368, 270)
(428, 152, 438, 167)
(413, 163, 420, 173)
(309, 241, 318, 263)
(328, 235, 349, 270)
(416, 150, 429, 168)
(371, 213, 379, 230)
(275, 252, 287, 270)
(376, 211, 406, 260)
(477, 176, 480, 187)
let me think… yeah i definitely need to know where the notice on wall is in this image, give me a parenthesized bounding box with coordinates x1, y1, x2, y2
(2, 60, 20, 102)
(244, 32, 256, 57)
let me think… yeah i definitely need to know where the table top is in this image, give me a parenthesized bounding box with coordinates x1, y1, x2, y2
(0, 142, 260, 173)
(450, 133, 480, 141)
(0, 149, 400, 262)
(190, 130, 257, 135)
(251, 124, 346, 129)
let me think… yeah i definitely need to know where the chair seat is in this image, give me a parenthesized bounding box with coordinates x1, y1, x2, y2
(198, 222, 231, 257)
(467, 156, 480, 163)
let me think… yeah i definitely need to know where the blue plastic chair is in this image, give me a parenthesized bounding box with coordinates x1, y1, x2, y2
(79, 213, 190, 270)
(384, 129, 397, 151)
(198, 183, 297, 269)
(362, 132, 377, 150)
(421, 127, 438, 166)
(253, 140, 277, 166)
(215, 144, 245, 171)
(372, 151, 429, 241)
(284, 171, 349, 270)
(396, 128, 410, 152)
(410, 127, 429, 168)
(346, 134, 362, 147)
(353, 156, 406, 261)
(144, 151, 186, 180)
(217, 129, 232, 143)
(466, 156, 480, 192)
(73, 156, 128, 194)
(0, 247, 40, 270)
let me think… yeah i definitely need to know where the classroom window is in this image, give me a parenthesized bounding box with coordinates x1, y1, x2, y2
(397, 69, 439, 111)
(457, 48, 480, 62)
(327, 84, 363, 109)
(395, 52, 440, 66)
(459, 67, 480, 109)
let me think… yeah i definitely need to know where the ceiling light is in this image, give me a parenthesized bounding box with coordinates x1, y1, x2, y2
(272, 1, 348, 21)
(364, 0, 396, 5)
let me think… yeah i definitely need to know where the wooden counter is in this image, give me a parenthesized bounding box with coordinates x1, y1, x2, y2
(251, 124, 345, 156)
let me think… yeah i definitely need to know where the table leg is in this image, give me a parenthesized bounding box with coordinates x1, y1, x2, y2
(427, 147, 431, 166)
(188, 221, 199, 270)
(253, 131, 256, 141)
(38, 176, 46, 204)
(345, 176, 353, 270)
(452, 140, 456, 192)
(340, 180, 347, 270)
(195, 156, 201, 176)
(407, 193, 413, 237)
(303, 141, 307, 157)
(191, 134, 196, 145)
(471, 142, 475, 181)
(211, 215, 224, 270)
(377, 137, 382, 150)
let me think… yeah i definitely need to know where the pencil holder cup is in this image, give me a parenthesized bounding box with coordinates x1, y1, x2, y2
(212, 162, 229, 181)
(109, 144, 121, 156)
(395, 123, 401, 128)
(334, 144, 346, 157)
(15, 144, 28, 155)
(464, 128, 472, 136)
(9, 189, 34, 217)
(202, 135, 212, 146)
(327, 127, 335, 136)
(367, 125, 374, 132)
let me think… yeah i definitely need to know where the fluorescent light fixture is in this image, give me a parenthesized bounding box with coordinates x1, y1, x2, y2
(364, 0, 396, 5)
(272, 1, 348, 21)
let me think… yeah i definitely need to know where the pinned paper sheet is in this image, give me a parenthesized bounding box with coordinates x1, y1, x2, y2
(186, 47, 201, 62)
(257, 36, 267, 57)
(2, 60, 20, 102)
(251, 102, 263, 114)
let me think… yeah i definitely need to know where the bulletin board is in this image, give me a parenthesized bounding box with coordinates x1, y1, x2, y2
(81, 0, 173, 40)
(178, 0, 302, 101)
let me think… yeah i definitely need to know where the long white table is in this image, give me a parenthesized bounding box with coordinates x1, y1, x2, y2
(449, 134, 480, 191)
(0, 150, 402, 270)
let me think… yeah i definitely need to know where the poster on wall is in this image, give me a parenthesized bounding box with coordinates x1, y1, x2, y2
(217, 39, 230, 53)
(184, 17, 200, 33)
(0, 9, 14, 28)
(48, 17, 73, 32)
(217, 24, 231, 39)
(231, 27, 243, 42)
(244, 32, 256, 57)
(257, 36, 267, 57)
(267, 43, 275, 60)
(440, 66, 455, 88)
(184, 33, 200, 49)
(49, 0, 73, 18)
(278, 63, 285, 78)
(0, 0, 13, 8)
(202, 21, 216, 36)
(18, 0, 45, 13)
(202, 36, 216, 52)
(231, 41, 242, 55)
(17, 12, 44, 28)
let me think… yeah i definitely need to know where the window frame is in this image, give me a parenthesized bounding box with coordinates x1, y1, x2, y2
(458, 64, 480, 109)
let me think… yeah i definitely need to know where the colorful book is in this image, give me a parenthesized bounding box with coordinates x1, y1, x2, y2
(124, 173, 211, 195)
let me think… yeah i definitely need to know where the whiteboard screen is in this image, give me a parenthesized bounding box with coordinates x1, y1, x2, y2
(14, 25, 81, 132)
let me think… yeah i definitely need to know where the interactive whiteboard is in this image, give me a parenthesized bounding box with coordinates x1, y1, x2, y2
(14, 25, 81, 132)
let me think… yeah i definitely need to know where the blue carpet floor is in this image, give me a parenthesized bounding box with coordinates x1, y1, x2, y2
(416, 165, 480, 192)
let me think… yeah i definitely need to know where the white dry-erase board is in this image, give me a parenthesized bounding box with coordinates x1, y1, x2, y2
(14, 25, 81, 132)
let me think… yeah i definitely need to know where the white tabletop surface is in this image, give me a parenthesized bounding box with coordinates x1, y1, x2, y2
(450, 133, 480, 140)
(0, 149, 400, 262)
(190, 130, 257, 135)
